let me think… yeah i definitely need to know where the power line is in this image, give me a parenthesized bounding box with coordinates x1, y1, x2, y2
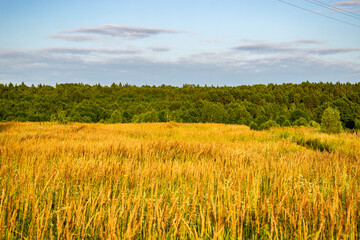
(303, 0, 360, 20)
(310, 0, 360, 18)
(278, 0, 360, 29)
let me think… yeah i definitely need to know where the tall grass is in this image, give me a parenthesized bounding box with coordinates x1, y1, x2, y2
(0, 122, 359, 239)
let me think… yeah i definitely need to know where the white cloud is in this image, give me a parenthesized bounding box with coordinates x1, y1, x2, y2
(50, 35, 96, 42)
(148, 47, 171, 52)
(1, 43, 359, 86)
(51, 24, 185, 42)
(335, 1, 360, 6)
(232, 40, 360, 55)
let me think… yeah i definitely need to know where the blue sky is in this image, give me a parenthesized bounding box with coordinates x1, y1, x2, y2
(0, 0, 360, 86)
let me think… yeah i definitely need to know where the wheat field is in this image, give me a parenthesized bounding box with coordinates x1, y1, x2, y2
(0, 122, 359, 239)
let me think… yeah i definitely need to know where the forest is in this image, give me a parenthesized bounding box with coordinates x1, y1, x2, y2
(1, 81, 360, 130)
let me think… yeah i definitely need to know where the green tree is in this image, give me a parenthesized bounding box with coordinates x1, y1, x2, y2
(72, 112, 82, 122)
(260, 120, 279, 130)
(249, 122, 259, 130)
(50, 111, 69, 124)
(135, 109, 159, 123)
(122, 110, 132, 123)
(293, 117, 308, 127)
(50, 114, 57, 122)
(290, 109, 308, 122)
(333, 97, 359, 129)
(201, 101, 226, 123)
(158, 109, 170, 122)
(354, 119, 360, 130)
(2, 81, 360, 127)
(254, 115, 268, 126)
(276, 115, 288, 126)
(108, 110, 123, 123)
(309, 120, 320, 129)
(321, 107, 342, 134)
(282, 120, 292, 127)
(227, 102, 251, 125)
(57, 111, 69, 124)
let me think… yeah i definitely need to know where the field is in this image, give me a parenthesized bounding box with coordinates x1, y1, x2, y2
(0, 122, 360, 239)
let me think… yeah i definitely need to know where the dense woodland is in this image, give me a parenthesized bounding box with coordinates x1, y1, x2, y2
(1, 82, 360, 130)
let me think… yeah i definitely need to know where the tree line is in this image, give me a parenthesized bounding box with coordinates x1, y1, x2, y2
(1, 81, 359, 130)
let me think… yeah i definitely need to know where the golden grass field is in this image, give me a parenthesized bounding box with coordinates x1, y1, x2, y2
(0, 122, 360, 239)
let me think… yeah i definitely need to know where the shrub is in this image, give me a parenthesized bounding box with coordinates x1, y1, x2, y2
(293, 117, 308, 127)
(354, 119, 360, 130)
(249, 122, 259, 130)
(276, 115, 287, 126)
(260, 120, 280, 130)
(50, 111, 69, 124)
(321, 107, 342, 134)
(309, 120, 321, 129)
(282, 120, 292, 127)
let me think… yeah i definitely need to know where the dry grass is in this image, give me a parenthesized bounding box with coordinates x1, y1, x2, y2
(0, 122, 359, 239)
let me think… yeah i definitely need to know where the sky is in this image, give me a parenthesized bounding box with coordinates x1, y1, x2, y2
(0, 0, 360, 86)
